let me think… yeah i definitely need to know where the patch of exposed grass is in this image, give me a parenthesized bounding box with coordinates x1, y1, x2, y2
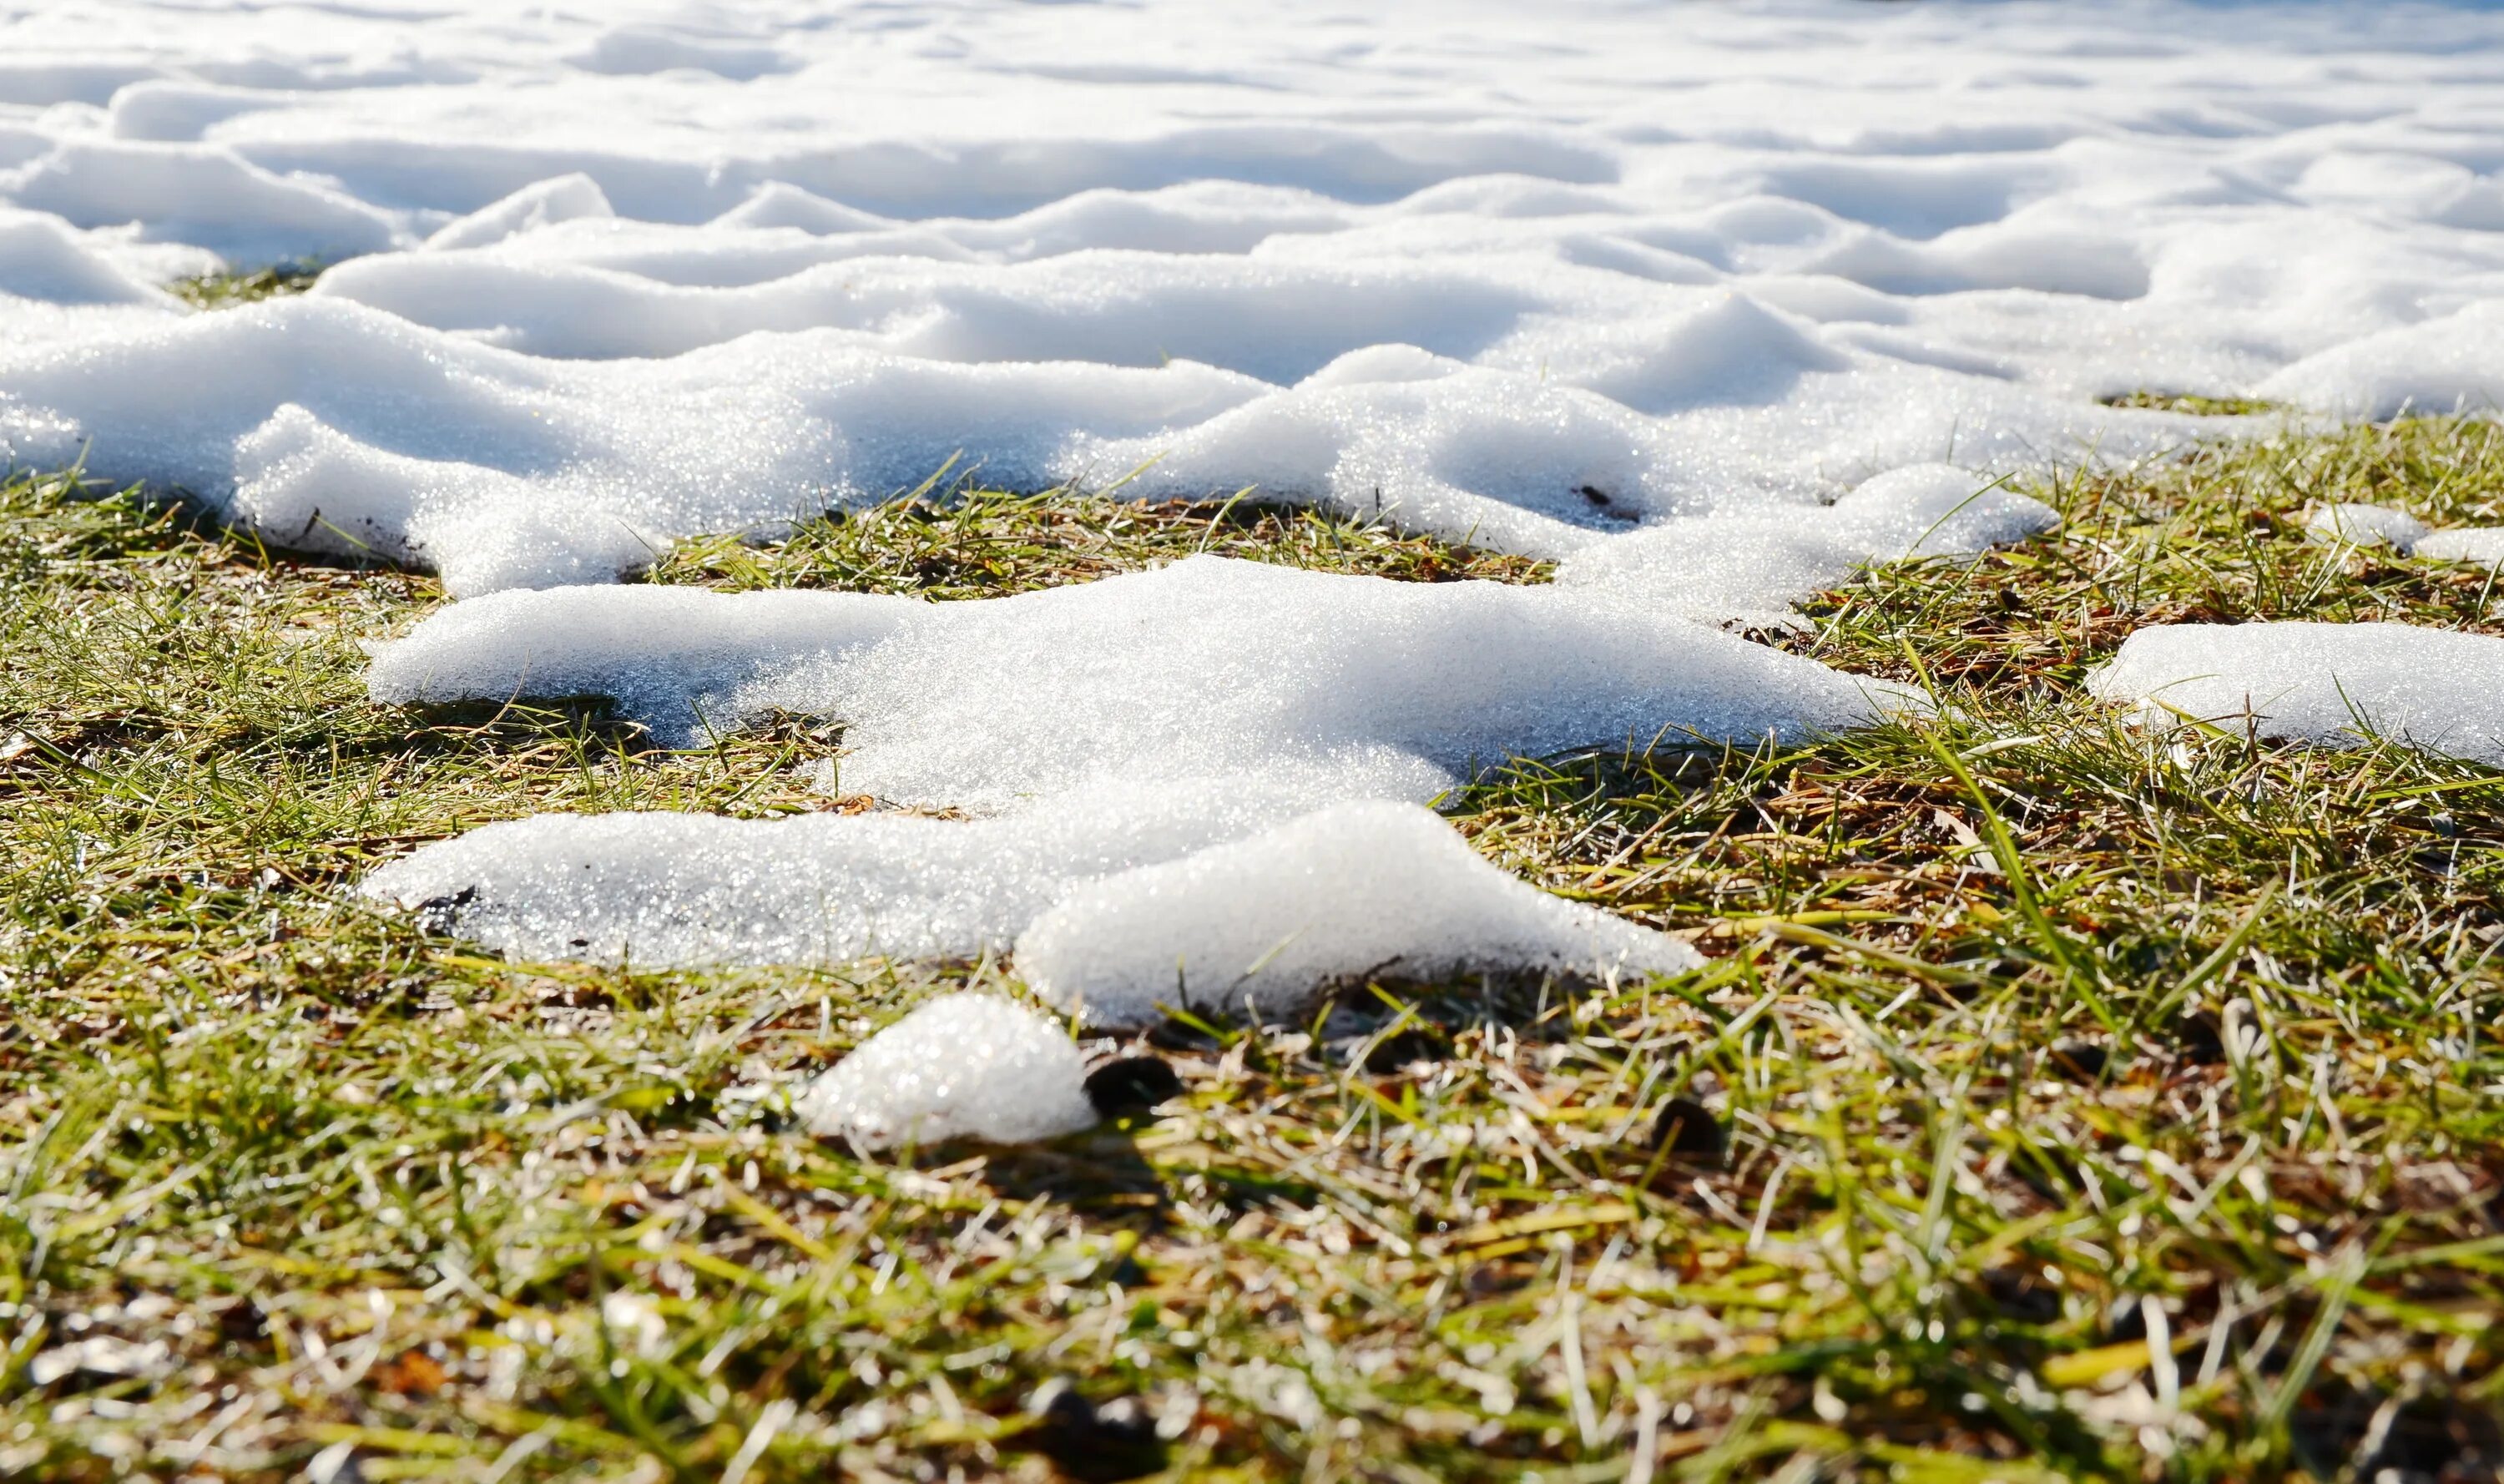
(3, 426, 2501, 1482)
(2102, 391, 2287, 418)
(649, 482, 1549, 598)
(165, 260, 326, 310)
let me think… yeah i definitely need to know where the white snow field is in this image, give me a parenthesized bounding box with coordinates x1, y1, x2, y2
(16, 1, 2504, 1113)
(1017, 802, 1702, 1029)
(8, 2, 2504, 588)
(2089, 623, 2504, 765)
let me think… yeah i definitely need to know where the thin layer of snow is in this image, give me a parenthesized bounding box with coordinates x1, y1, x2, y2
(5, 3, 2504, 586)
(367, 555, 1923, 798)
(794, 995, 1097, 1150)
(2088, 622, 2504, 765)
(1017, 801, 1701, 1028)
(358, 771, 1435, 967)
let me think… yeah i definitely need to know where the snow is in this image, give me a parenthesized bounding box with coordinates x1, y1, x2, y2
(357, 773, 1429, 968)
(793, 995, 1098, 1150)
(5, 2, 2504, 587)
(2304, 502, 2431, 553)
(370, 554, 1923, 799)
(2412, 528, 2504, 568)
(1017, 801, 1700, 1028)
(1556, 463, 2060, 625)
(2298, 502, 2504, 568)
(2088, 622, 2504, 765)
(11, 0, 2504, 1079)
(364, 583, 918, 734)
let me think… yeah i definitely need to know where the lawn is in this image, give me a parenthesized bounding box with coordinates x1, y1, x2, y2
(3, 326, 2501, 1477)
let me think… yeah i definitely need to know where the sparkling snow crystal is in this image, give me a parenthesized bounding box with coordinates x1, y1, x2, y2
(795, 996, 1097, 1150)
(1017, 801, 1702, 1027)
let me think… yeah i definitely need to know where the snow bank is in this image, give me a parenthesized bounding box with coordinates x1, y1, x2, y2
(794, 996, 1097, 1150)
(1555, 463, 2059, 624)
(369, 556, 1922, 799)
(1017, 801, 1699, 1027)
(11, 2, 2504, 588)
(2, 139, 403, 264)
(2088, 623, 2504, 765)
(424, 174, 614, 252)
(358, 772, 1426, 967)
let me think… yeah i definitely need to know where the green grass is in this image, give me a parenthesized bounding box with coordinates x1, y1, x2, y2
(165, 262, 327, 310)
(3, 425, 2501, 1482)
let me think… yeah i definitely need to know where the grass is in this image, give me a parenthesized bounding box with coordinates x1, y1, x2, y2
(165, 262, 328, 311)
(3, 421, 2502, 1482)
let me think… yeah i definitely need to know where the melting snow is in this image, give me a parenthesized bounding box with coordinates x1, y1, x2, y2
(7, 2, 2504, 586)
(369, 554, 1923, 799)
(2088, 623, 2504, 765)
(794, 995, 1098, 1149)
(1018, 801, 1701, 1029)
(358, 772, 1436, 967)
(13, 0, 2504, 1120)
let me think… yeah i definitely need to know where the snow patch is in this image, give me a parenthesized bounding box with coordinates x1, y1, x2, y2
(366, 556, 1922, 799)
(356, 772, 1426, 968)
(1555, 463, 2058, 625)
(794, 996, 1097, 1150)
(1018, 801, 1700, 1028)
(2088, 622, 2504, 766)
(2303, 502, 2429, 553)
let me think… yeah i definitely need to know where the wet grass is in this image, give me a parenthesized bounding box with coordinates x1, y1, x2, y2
(3, 423, 2501, 1482)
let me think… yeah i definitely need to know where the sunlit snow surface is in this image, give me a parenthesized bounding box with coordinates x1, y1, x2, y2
(8, 1, 2504, 588)
(2090, 623, 2504, 766)
(16, 1, 2504, 1079)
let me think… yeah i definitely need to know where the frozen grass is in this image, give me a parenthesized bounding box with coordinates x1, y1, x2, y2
(3, 422, 2503, 1481)
(164, 262, 327, 311)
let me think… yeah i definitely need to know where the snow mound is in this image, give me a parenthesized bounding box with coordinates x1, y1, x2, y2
(2257, 303, 2504, 422)
(794, 996, 1096, 1150)
(2296, 504, 2504, 568)
(779, 558, 1926, 809)
(358, 772, 1431, 967)
(1017, 801, 1699, 1028)
(2304, 503, 2428, 553)
(424, 174, 614, 252)
(1555, 463, 2058, 624)
(0, 211, 177, 308)
(2088, 622, 2504, 765)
